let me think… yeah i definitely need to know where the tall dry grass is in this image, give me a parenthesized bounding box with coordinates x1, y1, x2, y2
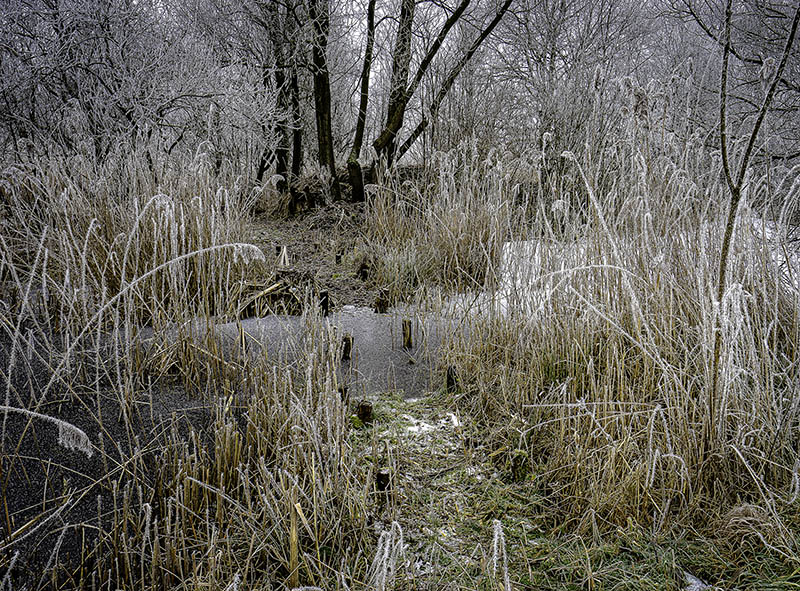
(367, 89, 800, 561)
(364, 142, 539, 302)
(0, 150, 374, 589)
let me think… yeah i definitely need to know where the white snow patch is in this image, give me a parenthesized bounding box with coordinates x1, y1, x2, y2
(444, 412, 460, 428)
(401, 412, 461, 434)
(402, 414, 436, 434)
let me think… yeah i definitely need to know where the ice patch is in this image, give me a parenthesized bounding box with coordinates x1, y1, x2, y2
(683, 571, 714, 590)
(449, 216, 800, 317)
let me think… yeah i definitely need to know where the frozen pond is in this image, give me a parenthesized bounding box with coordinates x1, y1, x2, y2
(155, 216, 799, 399)
(159, 305, 459, 399)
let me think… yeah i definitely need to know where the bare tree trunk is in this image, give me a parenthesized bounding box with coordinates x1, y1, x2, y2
(396, 0, 514, 161)
(381, 0, 416, 167)
(256, 63, 280, 185)
(308, 0, 341, 201)
(347, 0, 377, 202)
(274, 67, 290, 194)
(707, 0, 800, 456)
(290, 68, 303, 183)
(371, 0, 472, 165)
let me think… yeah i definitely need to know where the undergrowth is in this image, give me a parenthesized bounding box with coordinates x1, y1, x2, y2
(360, 91, 800, 585)
(0, 151, 374, 589)
(2, 86, 800, 589)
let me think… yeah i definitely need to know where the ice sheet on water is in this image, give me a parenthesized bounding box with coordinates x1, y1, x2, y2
(450, 216, 800, 318)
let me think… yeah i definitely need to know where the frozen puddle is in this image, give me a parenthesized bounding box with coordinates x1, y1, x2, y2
(451, 217, 800, 317)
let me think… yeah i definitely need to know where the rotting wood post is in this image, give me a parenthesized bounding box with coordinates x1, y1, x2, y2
(375, 467, 392, 507)
(446, 366, 458, 394)
(357, 400, 373, 424)
(320, 290, 329, 317)
(402, 318, 412, 350)
(375, 468, 390, 493)
(342, 333, 353, 361)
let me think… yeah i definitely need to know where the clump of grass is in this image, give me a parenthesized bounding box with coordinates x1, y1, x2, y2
(76, 320, 371, 590)
(364, 143, 533, 303)
(363, 93, 800, 574)
(436, 126, 800, 556)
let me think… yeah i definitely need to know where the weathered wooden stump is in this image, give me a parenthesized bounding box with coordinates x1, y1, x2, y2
(341, 333, 353, 361)
(446, 366, 458, 394)
(402, 318, 412, 350)
(375, 468, 391, 492)
(357, 260, 370, 280)
(356, 400, 373, 424)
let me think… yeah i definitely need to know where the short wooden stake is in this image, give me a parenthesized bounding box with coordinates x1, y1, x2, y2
(319, 290, 329, 317)
(342, 333, 353, 361)
(357, 400, 373, 424)
(402, 318, 412, 350)
(375, 468, 390, 492)
(446, 366, 458, 394)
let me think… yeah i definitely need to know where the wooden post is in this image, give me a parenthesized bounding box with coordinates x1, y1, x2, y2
(446, 366, 458, 394)
(402, 319, 412, 350)
(357, 400, 373, 424)
(319, 290, 329, 317)
(342, 333, 353, 361)
(375, 468, 390, 492)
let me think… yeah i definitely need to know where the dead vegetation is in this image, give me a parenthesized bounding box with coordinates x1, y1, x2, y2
(2, 98, 800, 590)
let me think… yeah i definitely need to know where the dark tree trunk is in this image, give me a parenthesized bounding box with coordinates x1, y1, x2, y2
(256, 147, 271, 184)
(308, 0, 341, 201)
(347, 0, 377, 202)
(274, 67, 290, 193)
(256, 64, 277, 184)
(290, 69, 303, 182)
(382, 0, 416, 167)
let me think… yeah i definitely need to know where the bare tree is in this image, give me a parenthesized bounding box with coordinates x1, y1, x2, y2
(0, 0, 219, 171)
(492, 0, 646, 178)
(307, 0, 342, 200)
(707, 0, 800, 451)
(668, 0, 800, 162)
(347, 0, 378, 201)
